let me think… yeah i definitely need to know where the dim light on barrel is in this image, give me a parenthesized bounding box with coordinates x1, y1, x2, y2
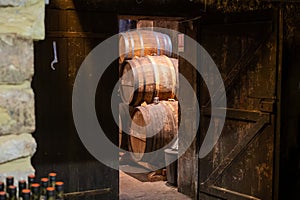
(120, 55, 178, 106)
(119, 30, 172, 63)
(128, 100, 178, 168)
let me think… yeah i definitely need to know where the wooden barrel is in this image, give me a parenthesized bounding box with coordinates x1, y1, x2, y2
(128, 100, 178, 166)
(120, 55, 178, 106)
(119, 103, 134, 150)
(119, 30, 172, 63)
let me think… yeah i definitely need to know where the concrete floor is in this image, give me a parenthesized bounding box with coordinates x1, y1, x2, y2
(119, 170, 192, 200)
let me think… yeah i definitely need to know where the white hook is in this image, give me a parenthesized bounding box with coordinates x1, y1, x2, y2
(51, 41, 58, 70)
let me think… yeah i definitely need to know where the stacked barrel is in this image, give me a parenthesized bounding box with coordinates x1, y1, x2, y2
(119, 30, 179, 169)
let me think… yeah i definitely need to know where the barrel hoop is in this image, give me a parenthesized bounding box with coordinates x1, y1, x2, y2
(147, 56, 160, 99)
(164, 56, 177, 99)
(136, 58, 147, 104)
(137, 30, 144, 56)
(167, 35, 172, 56)
(129, 32, 135, 58)
(120, 32, 129, 59)
(154, 32, 161, 55)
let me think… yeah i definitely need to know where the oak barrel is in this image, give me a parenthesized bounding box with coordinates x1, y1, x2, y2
(128, 100, 178, 166)
(120, 55, 178, 106)
(119, 103, 134, 150)
(119, 30, 172, 63)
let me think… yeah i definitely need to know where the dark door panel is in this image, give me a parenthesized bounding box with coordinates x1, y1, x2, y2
(198, 11, 278, 200)
(32, 7, 119, 200)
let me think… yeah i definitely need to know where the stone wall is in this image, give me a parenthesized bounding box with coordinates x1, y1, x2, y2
(0, 0, 44, 185)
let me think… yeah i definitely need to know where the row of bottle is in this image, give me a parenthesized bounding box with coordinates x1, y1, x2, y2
(0, 173, 64, 200)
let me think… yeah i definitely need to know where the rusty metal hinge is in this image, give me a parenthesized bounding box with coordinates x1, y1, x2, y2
(260, 100, 276, 113)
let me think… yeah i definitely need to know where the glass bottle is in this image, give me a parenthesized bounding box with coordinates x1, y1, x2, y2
(5, 177, 13, 193)
(48, 173, 56, 188)
(18, 180, 26, 199)
(0, 182, 4, 192)
(45, 187, 55, 200)
(55, 182, 64, 200)
(21, 189, 30, 200)
(40, 178, 49, 200)
(27, 175, 35, 190)
(0, 191, 6, 200)
(30, 183, 40, 200)
(7, 185, 17, 200)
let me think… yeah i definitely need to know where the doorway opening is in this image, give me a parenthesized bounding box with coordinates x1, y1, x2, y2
(117, 16, 190, 199)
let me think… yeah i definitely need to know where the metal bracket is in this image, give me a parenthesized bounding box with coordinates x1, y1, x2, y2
(260, 100, 275, 113)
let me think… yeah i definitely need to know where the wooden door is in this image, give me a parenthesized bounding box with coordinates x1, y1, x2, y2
(32, 5, 119, 200)
(197, 10, 280, 200)
(280, 7, 300, 199)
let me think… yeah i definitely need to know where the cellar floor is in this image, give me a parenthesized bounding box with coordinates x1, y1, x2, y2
(119, 168, 191, 200)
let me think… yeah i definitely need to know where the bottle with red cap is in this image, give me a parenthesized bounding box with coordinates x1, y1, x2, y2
(0, 182, 4, 192)
(40, 178, 49, 200)
(55, 182, 64, 200)
(0, 191, 6, 200)
(48, 173, 56, 188)
(46, 187, 55, 200)
(27, 174, 35, 190)
(21, 189, 30, 200)
(30, 183, 40, 200)
(5, 177, 13, 194)
(7, 185, 16, 200)
(18, 180, 26, 199)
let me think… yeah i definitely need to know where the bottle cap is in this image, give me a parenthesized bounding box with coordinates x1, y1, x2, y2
(41, 178, 49, 182)
(8, 185, 16, 190)
(31, 183, 40, 188)
(46, 187, 55, 191)
(28, 174, 35, 179)
(49, 173, 57, 177)
(22, 189, 30, 194)
(55, 181, 64, 186)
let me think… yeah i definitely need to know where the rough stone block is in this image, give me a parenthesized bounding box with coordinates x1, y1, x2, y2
(0, 34, 33, 84)
(0, 82, 35, 135)
(0, 0, 28, 7)
(0, 133, 36, 164)
(0, 0, 44, 39)
(0, 157, 35, 186)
